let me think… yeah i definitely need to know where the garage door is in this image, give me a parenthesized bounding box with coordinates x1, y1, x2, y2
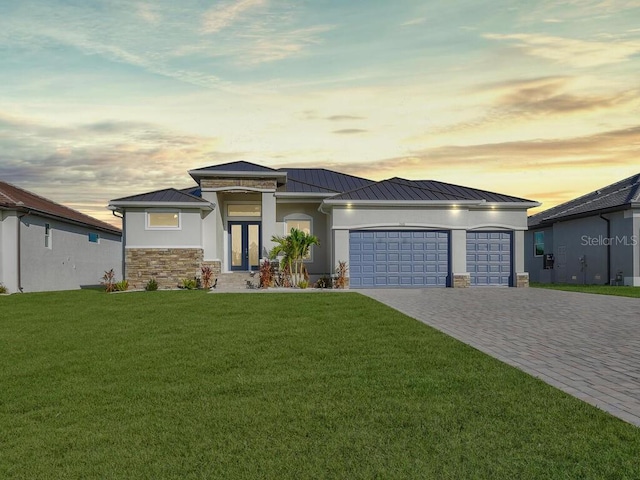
(466, 232, 512, 286)
(349, 231, 449, 288)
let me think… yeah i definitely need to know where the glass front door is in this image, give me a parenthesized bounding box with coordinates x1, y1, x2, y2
(229, 222, 261, 271)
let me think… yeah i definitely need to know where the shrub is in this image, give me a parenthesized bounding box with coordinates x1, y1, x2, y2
(297, 280, 309, 289)
(180, 278, 198, 290)
(201, 266, 214, 289)
(314, 276, 332, 289)
(114, 280, 129, 292)
(0, 283, 7, 294)
(259, 259, 276, 288)
(145, 278, 158, 291)
(101, 269, 116, 293)
(334, 261, 348, 289)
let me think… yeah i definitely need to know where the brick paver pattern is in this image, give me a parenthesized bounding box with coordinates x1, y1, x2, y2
(361, 288, 640, 427)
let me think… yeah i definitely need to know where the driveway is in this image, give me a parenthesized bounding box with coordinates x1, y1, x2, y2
(360, 287, 640, 427)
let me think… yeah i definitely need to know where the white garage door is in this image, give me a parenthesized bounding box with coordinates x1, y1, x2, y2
(466, 232, 512, 286)
(349, 231, 449, 288)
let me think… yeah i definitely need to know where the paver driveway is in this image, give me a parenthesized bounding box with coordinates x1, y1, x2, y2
(361, 287, 640, 427)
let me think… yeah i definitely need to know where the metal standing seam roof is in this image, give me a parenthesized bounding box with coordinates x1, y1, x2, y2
(278, 168, 374, 193)
(327, 177, 537, 203)
(189, 161, 279, 173)
(0, 180, 121, 235)
(529, 173, 640, 228)
(110, 188, 209, 204)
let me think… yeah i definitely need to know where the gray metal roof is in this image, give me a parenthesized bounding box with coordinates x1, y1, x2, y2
(190, 161, 278, 173)
(529, 173, 640, 228)
(111, 188, 208, 203)
(278, 168, 374, 194)
(328, 177, 536, 203)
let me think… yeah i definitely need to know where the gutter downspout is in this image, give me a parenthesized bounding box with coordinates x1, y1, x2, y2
(17, 209, 31, 293)
(112, 209, 125, 281)
(599, 213, 611, 285)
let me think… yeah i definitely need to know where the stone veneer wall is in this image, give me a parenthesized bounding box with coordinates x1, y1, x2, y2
(516, 273, 530, 288)
(200, 178, 277, 189)
(126, 248, 203, 289)
(452, 274, 471, 288)
(201, 260, 222, 275)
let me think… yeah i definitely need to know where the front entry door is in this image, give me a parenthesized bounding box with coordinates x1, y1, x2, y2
(229, 222, 261, 271)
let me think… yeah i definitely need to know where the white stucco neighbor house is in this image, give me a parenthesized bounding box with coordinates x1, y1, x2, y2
(109, 161, 540, 289)
(0, 180, 122, 293)
(526, 173, 640, 286)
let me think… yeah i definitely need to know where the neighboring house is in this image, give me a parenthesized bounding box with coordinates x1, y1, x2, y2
(526, 173, 640, 286)
(0, 181, 122, 293)
(109, 161, 539, 289)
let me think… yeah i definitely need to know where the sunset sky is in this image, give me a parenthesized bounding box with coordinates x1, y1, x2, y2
(1, 0, 639, 227)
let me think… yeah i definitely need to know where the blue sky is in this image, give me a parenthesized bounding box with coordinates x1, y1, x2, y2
(1, 0, 639, 225)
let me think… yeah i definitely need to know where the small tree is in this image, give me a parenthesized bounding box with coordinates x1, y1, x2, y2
(269, 228, 319, 285)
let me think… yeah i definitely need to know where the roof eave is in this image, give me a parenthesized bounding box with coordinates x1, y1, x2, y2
(275, 192, 335, 199)
(12, 205, 122, 235)
(483, 201, 541, 209)
(109, 201, 215, 210)
(189, 169, 287, 182)
(323, 199, 486, 207)
(528, 203, 634, 228)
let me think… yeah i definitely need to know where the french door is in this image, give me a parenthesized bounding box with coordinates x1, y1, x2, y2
(229, 222, 261, 271)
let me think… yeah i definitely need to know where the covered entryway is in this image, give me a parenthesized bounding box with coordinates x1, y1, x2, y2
(229, 222, 261, 271)
(466, 232, 512, 286)
(349, 231, 449, 288)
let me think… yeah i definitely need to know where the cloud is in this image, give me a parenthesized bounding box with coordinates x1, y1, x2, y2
(484, 33, 640, 67)
(427, 76, 638, 136)
(237, 25, 335, 65)
(0, 113, 240, 224)
(137, 3, 161, 23)
(490, 77, 636, 114)
(326, 115, 365, 121)
(323, 125, 640, 177)
(332, 129, 368, 135)
(401, 18, 426, 27)
(202, 0, 266, 34)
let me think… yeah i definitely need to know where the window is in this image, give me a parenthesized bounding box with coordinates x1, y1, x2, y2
(284, 214, 313, 260)
(146, 211, 180, 229)
(44, 223, 51, 248)
(227, 204, 261, 217)
(285, 218, 311, 235)
(89, 232, 100, 243)
(534, 231, 544, 257)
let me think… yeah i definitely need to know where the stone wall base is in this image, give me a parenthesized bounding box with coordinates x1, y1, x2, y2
(201, 260, 222, 275)
(452, 273, 471, 288)
(516, 273, 530, 288)
(126, 248, 203, 289)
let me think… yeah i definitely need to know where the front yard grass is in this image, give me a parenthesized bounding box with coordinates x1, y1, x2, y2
(532, 282, 640, 298)
(2, 290, 640, 479)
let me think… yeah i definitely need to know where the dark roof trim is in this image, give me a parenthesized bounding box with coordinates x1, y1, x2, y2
(529, 203, 635, 229)
(3, 205, 121, 235)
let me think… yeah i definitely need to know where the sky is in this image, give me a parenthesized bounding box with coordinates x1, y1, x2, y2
(1, 0, 639, 227)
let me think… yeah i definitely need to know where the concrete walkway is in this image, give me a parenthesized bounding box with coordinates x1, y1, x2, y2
(360, 288, 640, 427)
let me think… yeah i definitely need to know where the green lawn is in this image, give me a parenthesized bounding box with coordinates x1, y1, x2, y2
(1, 291, 639, 479)
(532, 282, 640, 298)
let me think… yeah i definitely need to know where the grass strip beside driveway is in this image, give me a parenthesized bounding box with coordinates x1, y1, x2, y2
(532, 282, 640, 298)
(1, 290, 639, 479)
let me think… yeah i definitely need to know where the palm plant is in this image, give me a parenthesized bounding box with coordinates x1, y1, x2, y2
(269, 228, 319, 285)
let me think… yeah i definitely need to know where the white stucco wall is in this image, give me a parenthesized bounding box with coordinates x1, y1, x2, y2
(0, 211, 20, 293)
(276, 201, 329, 275)
(124, 208, 204, 248)
(18, 214, 122, 292)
